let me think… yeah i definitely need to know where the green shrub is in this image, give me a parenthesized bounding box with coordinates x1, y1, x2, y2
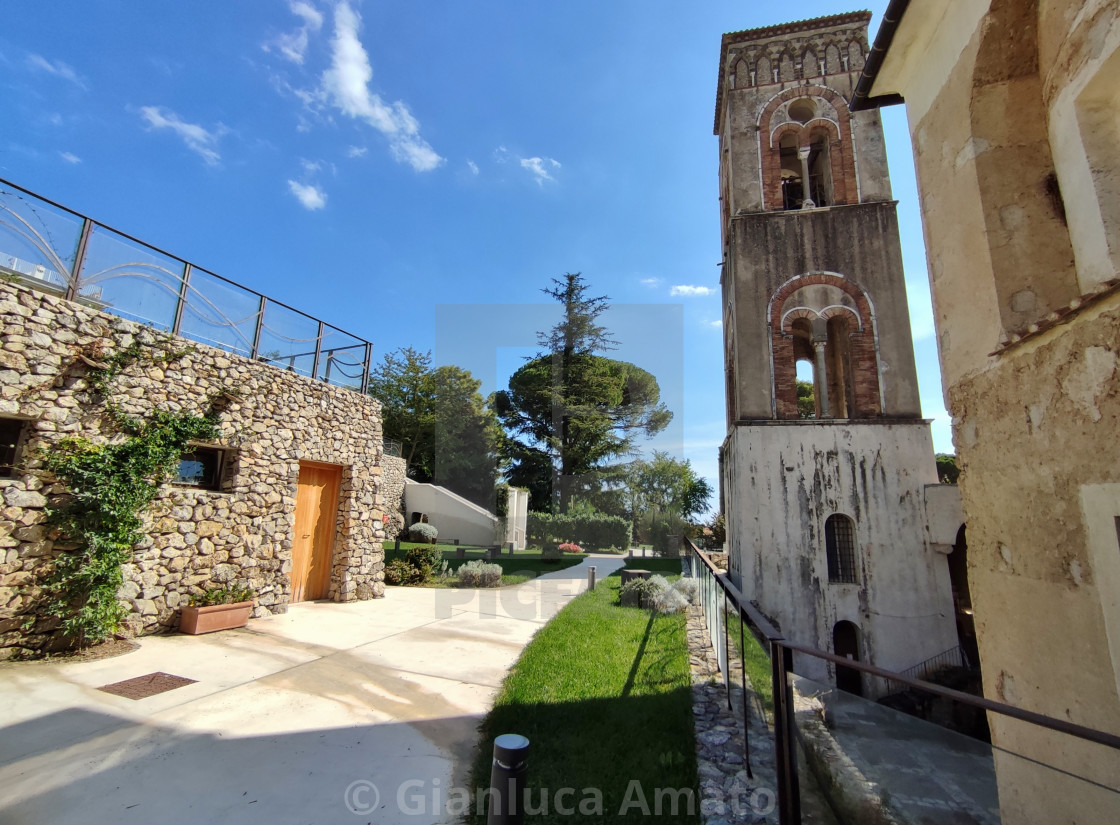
(189, 585, 253, 607)
(457, 560, 502, 588)
(408, 522, 439, 543)
(619, 578, 660, 608)
(384, 559, 414, 585)
(541, 542, 562, 562)
(527, 512, 631, 552)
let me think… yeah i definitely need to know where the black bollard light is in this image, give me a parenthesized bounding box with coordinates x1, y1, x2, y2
(488, 734, 530, 825)
(587, 566, 596, 590)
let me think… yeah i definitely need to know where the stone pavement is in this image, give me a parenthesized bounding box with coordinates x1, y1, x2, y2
(795, 677, 1001, 825)
(688, 604, 840, 825)
(0, 552, 624, 825)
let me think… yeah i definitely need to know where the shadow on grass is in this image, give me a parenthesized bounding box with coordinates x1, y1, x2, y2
(467, 570, 698, 823)
(470, 692, 699, 823)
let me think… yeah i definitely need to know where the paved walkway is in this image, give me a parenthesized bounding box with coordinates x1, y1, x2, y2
(0, 553, 624, 825)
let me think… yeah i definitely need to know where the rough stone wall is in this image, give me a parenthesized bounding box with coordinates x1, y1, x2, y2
(379, 456, 407, 540)
(0, 282, 386, 656)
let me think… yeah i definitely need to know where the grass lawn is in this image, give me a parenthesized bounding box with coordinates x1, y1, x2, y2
(470, 569, 698, 823)
(384, 545, 583, 587)
(621, 557, 686, 575)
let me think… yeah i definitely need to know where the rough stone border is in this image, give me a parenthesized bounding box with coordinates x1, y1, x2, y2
(688, 603, 778, 824)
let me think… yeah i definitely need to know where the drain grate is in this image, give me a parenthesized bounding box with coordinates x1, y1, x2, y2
(97, 671, 197, 700)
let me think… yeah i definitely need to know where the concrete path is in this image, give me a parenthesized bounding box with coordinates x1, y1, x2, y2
(0, 553, 624, 825)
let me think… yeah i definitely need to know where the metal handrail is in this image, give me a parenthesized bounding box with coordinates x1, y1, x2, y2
(685, 537, 1120, 824)
(0, 176, 373, 392)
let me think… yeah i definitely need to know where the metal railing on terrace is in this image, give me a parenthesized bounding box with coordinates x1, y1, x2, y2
(0, 177, 371, 392)
(685, 538, 1120, 824)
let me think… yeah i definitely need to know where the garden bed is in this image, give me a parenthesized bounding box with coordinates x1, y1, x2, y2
(383, 546, 583, 588)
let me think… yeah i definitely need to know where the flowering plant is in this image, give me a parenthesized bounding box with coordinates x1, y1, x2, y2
(558, 542, 584, 554)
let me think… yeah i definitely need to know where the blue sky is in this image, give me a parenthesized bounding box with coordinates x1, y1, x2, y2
(0, 1, 951, 507)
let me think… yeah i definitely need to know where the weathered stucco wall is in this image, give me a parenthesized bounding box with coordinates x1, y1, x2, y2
(0, 282, 386, 656)
(728, 203, 922, 420)
(724, 420, 958, 689)
(867, 1, 1120, 820)
(950, 299, 1120, 818)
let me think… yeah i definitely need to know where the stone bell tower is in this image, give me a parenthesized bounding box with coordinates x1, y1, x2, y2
(715, 12, 958, 693)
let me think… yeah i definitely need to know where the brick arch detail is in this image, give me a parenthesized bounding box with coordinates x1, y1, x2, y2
(758, 85, 858, 210)
(768, 273, 881, 419)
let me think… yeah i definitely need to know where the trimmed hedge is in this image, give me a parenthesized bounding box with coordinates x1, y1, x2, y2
(527, 512, 631, 552)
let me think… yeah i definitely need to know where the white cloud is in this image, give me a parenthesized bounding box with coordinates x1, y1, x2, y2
(705, 319, 722, 329)
(319, 2, 443, 172)
(264, 1, 324, 65)
(290, 1, 324, 29)
(139, 106, 225, 166)
(520, 156, 561, 185)
(346, 145, 368, 158)
(287, 180, 327, 210)
(640, 277, 663, 288)
(27, 54, 86, 89)
(670, 285, 716, 297)
(495, 146, 561, 185)
(466, 160, 479, 175)
(59, 151, 81, 164)
(301, 158, 323, 174)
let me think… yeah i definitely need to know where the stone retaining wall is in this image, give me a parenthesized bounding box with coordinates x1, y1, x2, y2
(379, 456, 407, 540)
(0, 282, 386, 656)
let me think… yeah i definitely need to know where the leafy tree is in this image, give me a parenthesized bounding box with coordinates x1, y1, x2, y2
(495, 273, 672, 512)
(936, 453, 960, 484)
(368, 347, 435, 477)
(625, 451, 712, 537)
(797, 380, 816, 419)
(705, 511, 726, 549)
(369, 348, 500, 508)
(431, 366, 501, 508)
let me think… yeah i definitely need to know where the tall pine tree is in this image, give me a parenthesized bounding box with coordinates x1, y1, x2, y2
(495, 273, 672, 512)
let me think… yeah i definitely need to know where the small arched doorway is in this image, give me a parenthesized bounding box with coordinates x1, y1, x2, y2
(833, 620, 863, 696)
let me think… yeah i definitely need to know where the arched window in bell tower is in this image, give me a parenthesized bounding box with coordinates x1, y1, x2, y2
(772, 275, 882, 420)
(759, 87, 856, 211)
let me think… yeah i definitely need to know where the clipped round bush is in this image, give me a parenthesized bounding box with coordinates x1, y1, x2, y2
(457, 560, 503, 588)
(408, 522, 439, 543)
(541, 541, 562, 562)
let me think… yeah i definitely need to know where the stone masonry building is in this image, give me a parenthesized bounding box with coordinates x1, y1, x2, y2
(715, 12, 962, 694)
(0, 280, 387, 656)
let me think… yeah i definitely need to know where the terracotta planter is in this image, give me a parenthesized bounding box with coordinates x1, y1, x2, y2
(179, 601, 253, 635)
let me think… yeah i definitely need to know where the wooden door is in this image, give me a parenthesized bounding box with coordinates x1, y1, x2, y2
(290, 462, 342, 602)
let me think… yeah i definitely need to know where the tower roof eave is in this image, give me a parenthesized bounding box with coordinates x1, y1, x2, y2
(713, 10, 873, 135)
